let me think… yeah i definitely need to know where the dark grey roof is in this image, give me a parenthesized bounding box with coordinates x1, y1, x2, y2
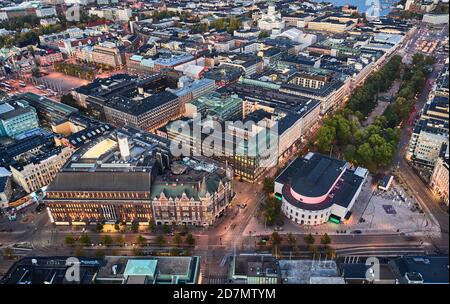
(47, 171, 152, 193)
(281, 80, 344, 98)
(0, 176, 9, 193)
(0, 134, 54, 166)
(276, 153, 364, 211)
(0, 105, 35, 121)
(389, 256, 449, 284)
(280, 154, 346, 198)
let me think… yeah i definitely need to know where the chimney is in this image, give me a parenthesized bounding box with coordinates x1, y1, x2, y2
(118, 134, 130, 161)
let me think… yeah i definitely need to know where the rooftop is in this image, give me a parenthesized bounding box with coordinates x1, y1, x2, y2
(75, 74, 178, 116)
(276, 153, 365, 211)
(389, 256, 449, 284)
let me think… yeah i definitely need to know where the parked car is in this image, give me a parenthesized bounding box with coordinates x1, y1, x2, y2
(35, 203, 45, 213)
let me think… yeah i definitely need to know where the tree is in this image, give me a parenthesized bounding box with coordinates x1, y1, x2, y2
(287, 233, 296, 247)
(335, 115, 352, 144)
(261, 197, 283, 227)
(114, 224, 120, 231)
(64, 236, 76, 246)
(162, 224, 171, 234)
(132, 248, 144, 256)
(320, 233, 332, 245)
(185, 233, 196, 246)
(173, 234, 182, 247)
(324, 246, 336, 259)
(263, 177, 275, 194)
(31, 67, 40, 78)
(170, 248, 182, 256)
(101, 235, 113, 246)
(3, 247, 13, 258)
(148, 221, 156, 232)
(155, 235, 166, 247)
(79, 234, 91, 246)
(316, 125, 336, 153)
(95, 223, 104, 233)
(258, 30, 270, 39)
(412, 53, 424, 66)
(424, 55, 435, 66)
(115, 235, 125, 246)
(179, 224, 189, 236)
(344, 144, 357, 161)
(136, 235, 147, 247)
(131, 221, 139, 233)
(308, 245, 318, 256)
(356, 143, 374, 166)
(270, 232, 282, 247)
(303, 233, 315, 245)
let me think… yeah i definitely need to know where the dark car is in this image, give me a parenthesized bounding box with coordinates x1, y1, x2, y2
(351, 230, 362, 234)
(35, 203, 46, 213)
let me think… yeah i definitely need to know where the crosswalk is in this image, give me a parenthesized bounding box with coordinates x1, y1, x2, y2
(205, 275, 228, 284)
(336, 245, 427, 257)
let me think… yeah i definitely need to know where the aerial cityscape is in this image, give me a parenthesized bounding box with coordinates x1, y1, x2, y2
(0, 0, 448, 291)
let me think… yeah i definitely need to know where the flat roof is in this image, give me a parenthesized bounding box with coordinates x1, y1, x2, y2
(124, 260, 157, 278)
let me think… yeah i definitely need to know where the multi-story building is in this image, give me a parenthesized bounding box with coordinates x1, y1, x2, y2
(169, 78, 217, 105)
(72, 74, 182, 132)
(433, 66, 449, 98)
(280, 74, 350, 115)
(77, 42, 125, 69)
(407, 96, 449, 168)
(307, 14, 358, 33)
(166, 85, 320, 183)
(203, 65, 244, 88)
(257, 2, 285, 33)
(429, 147, 449, 206)
(282, 12, 315, 28)
(9, 92, 78, 124)
(93, 43, 124, 68)
(286, 71, 331, 90)
(126, 50, 195, 75)
(230, 254, 281, 284)
(218, 54, 264, 78)
(151, 158, 235, 226)
(406, 121, 448, 168)
(45, 126, 234, 226)
(0, 174, 12, 209)
(45, 127, 171, 225)
(10, 145, 73, 193)
(88, 7, 132, 22)
(0, 99, 39, 138)
(0, 255, 201, 285)
(233, 73, 341, 117)
(274, 153, 368, 225)
(0, 133, 55, 167)
(184, 91, 243, 123)
(35, 49, 64, 66)
(0, 1, 56, 20)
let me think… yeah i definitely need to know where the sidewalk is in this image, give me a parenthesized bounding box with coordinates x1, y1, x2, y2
(243, 180, 441, 238)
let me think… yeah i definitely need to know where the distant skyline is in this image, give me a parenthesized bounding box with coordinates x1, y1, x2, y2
(315, 0, 398, 16)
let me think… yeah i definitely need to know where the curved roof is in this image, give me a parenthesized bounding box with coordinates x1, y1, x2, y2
(288, 154, 346, 199)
